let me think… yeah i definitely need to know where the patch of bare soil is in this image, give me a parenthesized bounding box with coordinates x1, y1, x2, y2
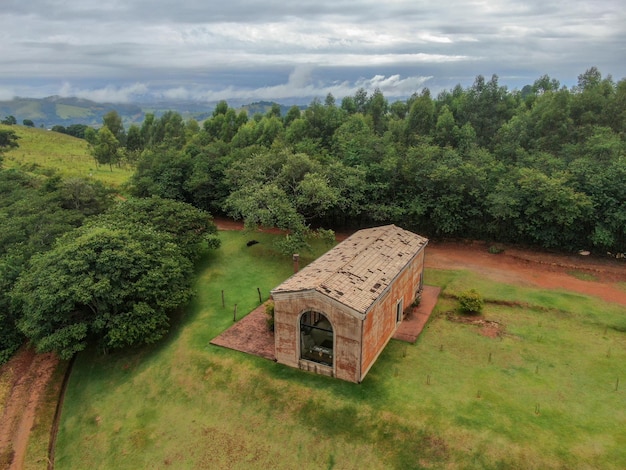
(446, 313, 506, 338)
(0, 346, 58, 469)
(210, 302, 277, 360)
(425, 240, 626, 306)
(215, 219, 626, 306)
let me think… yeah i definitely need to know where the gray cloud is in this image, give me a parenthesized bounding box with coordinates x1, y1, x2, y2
(1, 0, 624, 103)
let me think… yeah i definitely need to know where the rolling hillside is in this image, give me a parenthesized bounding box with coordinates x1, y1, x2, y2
(0, 96, 301, 129)
(1, 124, 133, 187)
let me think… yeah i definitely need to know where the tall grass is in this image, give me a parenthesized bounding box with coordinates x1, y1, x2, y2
(1, 125, 132, 187)
(54, 231, 626, 469)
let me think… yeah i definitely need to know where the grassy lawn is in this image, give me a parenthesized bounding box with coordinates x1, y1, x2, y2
(54, 231, 626, 469)
(1, 125, 133, 188)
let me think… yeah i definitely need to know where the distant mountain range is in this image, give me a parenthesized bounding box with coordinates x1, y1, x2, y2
(0, 96, 302, 129)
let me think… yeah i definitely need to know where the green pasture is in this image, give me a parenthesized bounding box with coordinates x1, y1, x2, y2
(1, 125, 132, 187)
(54, 231, 626, 469)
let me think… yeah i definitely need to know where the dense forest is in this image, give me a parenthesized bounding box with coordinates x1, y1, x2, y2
(109, 67, 625, 255)
(1, 66, 625, 363)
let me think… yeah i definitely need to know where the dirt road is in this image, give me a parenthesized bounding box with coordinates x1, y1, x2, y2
(0, 348, 58, 469)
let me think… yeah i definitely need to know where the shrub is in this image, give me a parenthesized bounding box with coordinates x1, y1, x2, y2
(458, 289, 484, 314)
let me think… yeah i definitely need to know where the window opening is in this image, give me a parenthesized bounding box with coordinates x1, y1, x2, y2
(300, 311, 334, 366)
(396, 299, 403, 323)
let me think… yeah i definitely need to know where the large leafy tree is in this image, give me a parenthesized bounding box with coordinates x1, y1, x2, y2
(224, 150, 337, 254)
(95, 196, 220, 261)
(12, 224, 194, 359)
(0, 168, 112, 362)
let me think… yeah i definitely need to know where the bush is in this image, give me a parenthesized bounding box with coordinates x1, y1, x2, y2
(458, 289, 484, 314)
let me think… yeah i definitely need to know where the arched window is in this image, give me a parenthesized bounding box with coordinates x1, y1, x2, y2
(300, 311, 333, 366)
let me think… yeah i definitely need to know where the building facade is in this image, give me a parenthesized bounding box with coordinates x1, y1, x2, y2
(271, 225, 428, 383)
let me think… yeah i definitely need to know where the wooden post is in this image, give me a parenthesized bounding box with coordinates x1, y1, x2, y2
(233, 304, 237, 322)
(257, 287, 262, 304)
(221, 290, 225, 308)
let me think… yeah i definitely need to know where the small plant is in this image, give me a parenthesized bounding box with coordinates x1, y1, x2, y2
(488, 245, 504, 254)
(458, 289, 484, 314)
(265, 301, 275, 331)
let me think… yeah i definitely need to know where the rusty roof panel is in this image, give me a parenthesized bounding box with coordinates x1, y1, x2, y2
(271, 225, 428, 314)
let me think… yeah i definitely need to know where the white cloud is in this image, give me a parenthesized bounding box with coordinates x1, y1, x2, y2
(59, 82, 150, 103)
(0, 0, 623, 102)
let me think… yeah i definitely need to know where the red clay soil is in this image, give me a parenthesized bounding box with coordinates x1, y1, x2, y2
(425, 239, 626, 306)
(210, 303, 277, 360)
(393, 286, 442, 343)
(0, 346, 58, 470)
(214, 218, 626, 305)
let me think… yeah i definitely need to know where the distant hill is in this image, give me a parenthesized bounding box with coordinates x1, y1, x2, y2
(238, 101, 303, 117)
(0, 97, 305, 129)
(0, 96, 144, 129)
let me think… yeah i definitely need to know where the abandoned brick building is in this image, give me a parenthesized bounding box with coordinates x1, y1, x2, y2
(271, 225, 428, 383)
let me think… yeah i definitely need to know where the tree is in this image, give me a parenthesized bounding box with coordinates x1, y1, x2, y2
(185, 140, 233, 214)
(125, 123, 143, 155)
(91, 125, 121, 170)
(332, 114, 379, 166)
(57, 177, 115, 216)
(96, 196, 220, 261)
(130, 148, 193, 201)
(406, 89, 434, 143)
(224, 150, 338, 254)
(1, 115, 16, 125)
(102, 110, 125, 144)
(66, 124, 89, 139)
(487, 168, 593, 248)
(22, 119, 35, 127)
(12, 224, 195, 358)
(284, 105, 301, 126)
(0, 129, 19, 167)
(0, 167, 109, 363)
(368, 88, 389, 136)
(151, 111, 187, 150)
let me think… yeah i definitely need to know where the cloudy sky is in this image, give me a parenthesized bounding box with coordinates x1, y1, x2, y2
(1, 0, 624, 103)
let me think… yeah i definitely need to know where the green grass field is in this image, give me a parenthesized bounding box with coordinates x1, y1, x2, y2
(52, 230, 626, 469)
(1, 124, 132, 187)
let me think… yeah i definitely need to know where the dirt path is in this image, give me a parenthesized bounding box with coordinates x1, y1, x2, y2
(425, 240, 626, 306)
(215, 218, 626, 306)
(1, 220, 624, 469)
(0, 347, 58, 469)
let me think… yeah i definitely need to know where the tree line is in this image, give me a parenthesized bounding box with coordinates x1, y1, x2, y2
(84, 67, 624, 255)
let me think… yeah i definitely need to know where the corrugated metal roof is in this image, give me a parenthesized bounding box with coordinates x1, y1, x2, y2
(271, 225, 428, 314)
